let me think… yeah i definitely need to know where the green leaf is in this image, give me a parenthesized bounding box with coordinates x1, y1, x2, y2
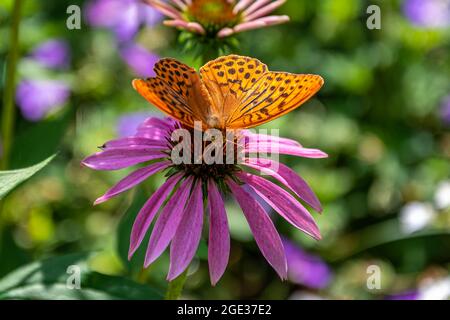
(116, 189, 149, 275)
(0, 283, 111, 300)
(0, 154, 56, 199)
(0, 272, 163, 300)
(11, 112, 69, 168)
(0, 253, 163, 300)
(0, 253, 90, 293)
(0, 226, 30, 278)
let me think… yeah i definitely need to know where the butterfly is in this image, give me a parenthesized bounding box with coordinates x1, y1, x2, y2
(132, 55, 324, 130)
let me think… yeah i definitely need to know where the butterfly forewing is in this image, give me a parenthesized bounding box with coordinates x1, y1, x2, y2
(133, 58, 213, 128)
(132, 78, 195, 126)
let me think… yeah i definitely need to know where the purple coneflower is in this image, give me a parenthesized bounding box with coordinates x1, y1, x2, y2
(16, 79, 70, 121)
(85, 0, 163, 42)
(144, 0, 289, 38)
(82, 115, 327, 285)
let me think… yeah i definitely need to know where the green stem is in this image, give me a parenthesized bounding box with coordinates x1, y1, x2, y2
(164, 195, 207, 300)
(200, 45, 219, 65)
(165, 269, 188, 300)
(1, 0, 24, 170)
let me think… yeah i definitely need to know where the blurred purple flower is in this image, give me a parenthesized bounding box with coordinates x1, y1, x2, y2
(403, 0, 450, 28)
(30, 39, 70, 69)
(16, 80, 70, 121)
(440, 95, 450, 125)
(85, 0, 163, 42)
(120, 43, 160, 77)
(116, 112, 154, 137)
(283, 238, 331, 289)
(386, 290, 419, 300)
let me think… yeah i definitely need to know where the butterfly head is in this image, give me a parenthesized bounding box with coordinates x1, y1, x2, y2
(206, 114, 222, 130)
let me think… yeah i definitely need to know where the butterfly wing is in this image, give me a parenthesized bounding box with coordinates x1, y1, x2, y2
(199, 55, 268, 129)
(200, 55, 323, 129)
(133, 58, 213, 128)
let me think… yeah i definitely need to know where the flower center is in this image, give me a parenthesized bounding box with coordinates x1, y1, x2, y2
(169, 126, 242, 183)
(187, 0, 238, 32)
(178, 163, 239, 182)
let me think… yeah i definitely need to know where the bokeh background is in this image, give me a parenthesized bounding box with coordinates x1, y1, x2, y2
(0, 0, 449, 300)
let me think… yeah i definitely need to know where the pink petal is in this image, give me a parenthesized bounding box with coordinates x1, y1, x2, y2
(135, 119, 173, 140)
(227, 178, 287, 279)
(140, 117, 175, 131)
(186, 22, 206, 34)
(245, 0, 286, 21)
(217, 27, 234, 38)
(237, 172, 321, 240)
(170, 0, 187, 11)
(136, 126, 170, 140)
(255, 15, 290, 25)
(243, 158, 322, 212)
(245, 142, 328, 159)
(103, 137, 169, 149)
(207, 180, 230, 286)
(128, 173, 182, 259)
(233, 0, 254, 14)
(144, 176, 194, 267)
(167, 179, 204, 280)
(243, 0, 272, 17)
(163, 19, 193, 29)
(241, 131, 302, 147)
(94, 160, 171, 205)
(234, 15, 289, 33)
(81, 147, 167, 170)
(163, 19, 205, 34)
(143, 0, 183, 20)
(233, 19, 266, 32)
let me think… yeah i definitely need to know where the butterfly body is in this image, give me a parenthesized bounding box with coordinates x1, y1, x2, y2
(132, 55, 324, 131)
(206, 114, 222, 129)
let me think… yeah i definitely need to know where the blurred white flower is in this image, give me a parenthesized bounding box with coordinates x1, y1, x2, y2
(434, 180, 450, 210)
(419, 277, 450, 300)
(289, 291, 325, 300)
(399, 202, 435, 234)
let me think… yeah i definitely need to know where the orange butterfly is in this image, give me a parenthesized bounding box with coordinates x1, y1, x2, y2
(132, 55, 324, 130)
